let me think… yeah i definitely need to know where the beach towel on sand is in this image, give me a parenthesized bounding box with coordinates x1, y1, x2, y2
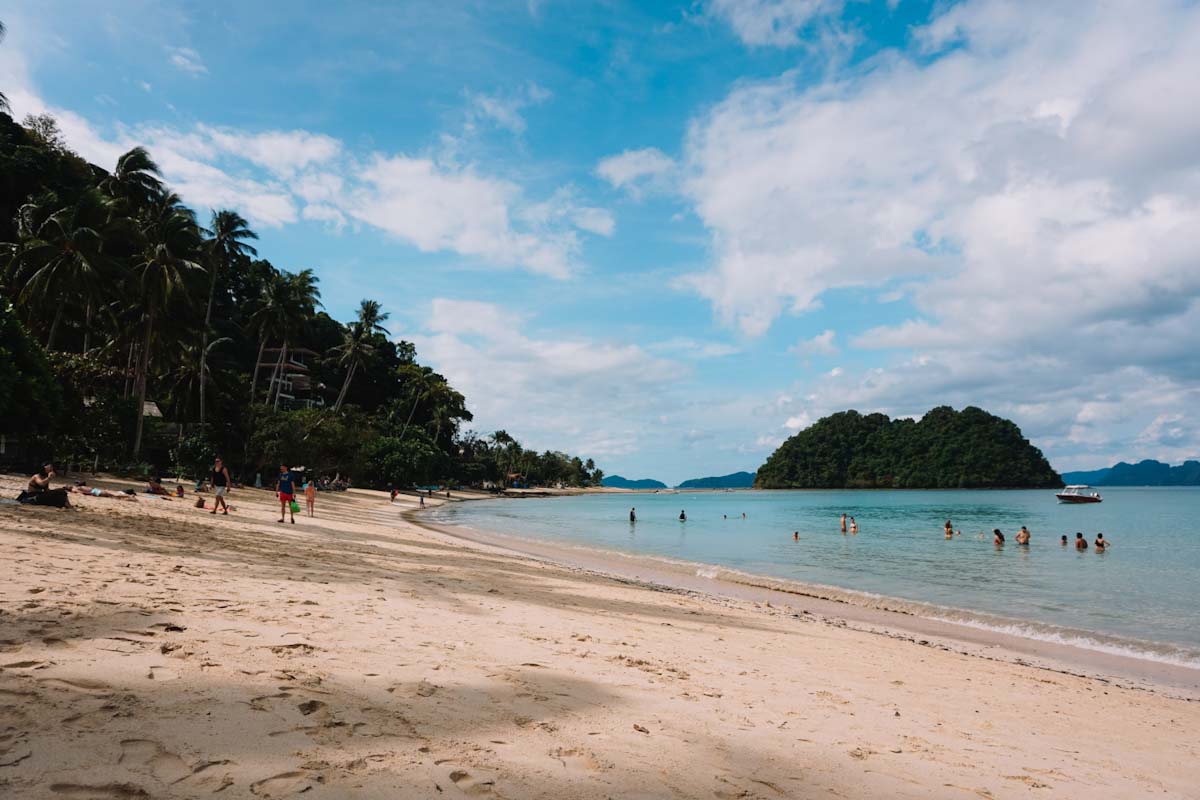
(16, 488, 70, 508)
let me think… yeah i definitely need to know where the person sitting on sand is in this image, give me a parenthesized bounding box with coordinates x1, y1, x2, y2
(17, 463, 72, 508)
(1061, 534, 1069, 546)
(146, 477, 170, 496)
(68, 485, 137, 502)
(276, 464, 296, 524)
(305, 480, 316, 517)
(993, 528, 1005, 545)
(1015, 526, 1031, 545)
(1094, 532, 1109, 551)
(1075, 532, 1088, 551)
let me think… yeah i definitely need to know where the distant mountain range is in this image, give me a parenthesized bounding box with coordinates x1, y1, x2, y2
(676, 471, 757, 489)
(602, 475, 668, 490)
(1061, 459, 1200, 486)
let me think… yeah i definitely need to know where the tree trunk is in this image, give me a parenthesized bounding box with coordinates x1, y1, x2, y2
(46, 305, 63, 351)
(132, 305, 155, 458)
(249, 336, 266, 403)
(272, 342, 289, 410)
(82, 302, 92, 354)
(399, 388, 422, 440)
(334, 360, 356, 411)
(200, 257, 220, 426)
(123, 342, 135, 399)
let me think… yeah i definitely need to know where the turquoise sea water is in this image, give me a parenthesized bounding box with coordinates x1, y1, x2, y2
(431, 488, 1200, 666)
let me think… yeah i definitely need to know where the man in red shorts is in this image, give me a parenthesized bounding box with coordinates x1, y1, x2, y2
(276, 463, 296, 524)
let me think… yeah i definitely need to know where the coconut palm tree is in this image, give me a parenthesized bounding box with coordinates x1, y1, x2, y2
(257, 269, 320, 408)
(331, 298, 389, 411)
(7, 189, 116, 350)
(130, 191, 205, 457)
(100, 147, 164, 217)
(199, 210, 257, 424)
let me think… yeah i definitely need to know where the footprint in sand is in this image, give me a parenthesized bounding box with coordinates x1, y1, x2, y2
(119, 738, 192, 784)
(146, 666, 179, 681)
(37, 677, 112, 695)
(549, 746, 609, 773)
(250, 770, 317, 797)
(49, 783, 150, 798)
(447, 768, 496, 796)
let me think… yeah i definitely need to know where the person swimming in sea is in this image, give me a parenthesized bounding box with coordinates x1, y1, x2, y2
(1075, 532, 1088, 551)
(1061, 534, 1069, 546)
(793, 531, 799, 540)
(993, 528, 1005, 545)
(1094, 532, 1109, 551)
(679, 509, 686, 522)
(1015, 526, 1030, 545)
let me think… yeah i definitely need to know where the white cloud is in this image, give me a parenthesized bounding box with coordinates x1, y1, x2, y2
(466, 82, 552, 135)
(200, 126, 342, 178)
(138, 80, 152, 92)
(411, 299, 682, 457)
(708, 0, 844, 47)
(302, 203, 348, 232)
(792, 329, 837, 356)
(650, 337, 740, 360)
(168, 46, 207, 76)
(596, 147, 676, 195)
(349, 155, 581, 278)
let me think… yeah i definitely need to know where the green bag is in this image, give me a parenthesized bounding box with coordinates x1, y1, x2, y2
(290, 499, 300, 513)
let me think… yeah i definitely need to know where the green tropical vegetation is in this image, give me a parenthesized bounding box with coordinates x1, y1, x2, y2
(755, 407, 1062, 489)
(0, 108, 604, 489)
(676, 471, 756, 490)
(1062, 459, 1200, 486)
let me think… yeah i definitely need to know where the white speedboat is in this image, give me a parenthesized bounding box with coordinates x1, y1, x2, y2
(1056, 485, 1103, 504)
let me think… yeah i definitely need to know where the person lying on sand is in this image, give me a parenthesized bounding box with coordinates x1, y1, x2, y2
(68, 485, 138, 502)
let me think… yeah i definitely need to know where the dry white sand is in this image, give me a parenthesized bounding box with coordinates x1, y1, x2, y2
(2, 473, 1198, 799)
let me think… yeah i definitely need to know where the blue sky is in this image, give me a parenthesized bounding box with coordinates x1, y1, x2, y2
(4, 0, 1200, 484)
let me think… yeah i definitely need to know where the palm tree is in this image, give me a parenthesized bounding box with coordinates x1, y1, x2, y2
(100, 147, 164, 217)
(259, 269, 320, 408)
(331, 299, 389, 411)
(130, 191, 205, 457)
(7, 189, 115, 350)
(200, 210, 257, 424)
(170, 336, 231, 422)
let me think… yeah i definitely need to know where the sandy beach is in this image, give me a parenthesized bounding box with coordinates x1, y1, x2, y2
(2, 474, 1198, 799)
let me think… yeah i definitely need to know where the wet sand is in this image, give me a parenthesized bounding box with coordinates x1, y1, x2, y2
(2, 473, 1198, 798)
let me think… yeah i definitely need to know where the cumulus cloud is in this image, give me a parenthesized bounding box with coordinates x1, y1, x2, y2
(681, 0, 1200, 466)
(466, 82, 552, 135)
(792, 329, 837, 356)
(411, 299, 682, 457)
(707, 0, 845, 47)
(595, 147, 676, 195)
(167, 46, 207, 75)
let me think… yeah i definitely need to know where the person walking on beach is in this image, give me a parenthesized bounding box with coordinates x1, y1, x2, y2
(419, 494, 425, 508)
(1016, 526, 1030, 545)
(840, 513, 847, 532)
(679, 509, 687, 522)
(276, 464, 296, 524)
(1075, 532, 1088, 550)
(630, 507, 636, 523)
(304, 480, 316, 517)
(210, 457, 231, 515)
(1094, 533, 1109, 551)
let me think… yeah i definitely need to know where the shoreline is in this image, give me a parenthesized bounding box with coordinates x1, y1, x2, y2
(407, 506, 1200, 699)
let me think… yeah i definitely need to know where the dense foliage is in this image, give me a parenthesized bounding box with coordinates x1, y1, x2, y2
(676, 471, 756, 490)
(755, 407, 1062, 489)
(0, 109, 602, 488)
(1062, 459, 1200, 486)
(601, 475, 667, 490)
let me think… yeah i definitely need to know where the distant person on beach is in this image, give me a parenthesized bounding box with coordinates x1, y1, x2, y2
(419, 495, 425, 508)
(679, 509, 687, 522)
(741, 512, 746, 520)
(210, 457, 231, 515)
(1016, 526, 1030, 545)
(841, 513, 847, 532)
(849, 517, 858, 534)
(68, 485, 137, 502)
(390, 488, 398, 503)
(146, 477, 170, 496)
(1075, 532, 1087, 550)
(630, 507, 636, 523)
(305, 481, 316, 517)
(276, 464, 296, 524)
(1095, 533, 1109, 551)
(17, 463, 71, 508)
(1061, 534, 1069, 546)
(993, 528, 1005, 545)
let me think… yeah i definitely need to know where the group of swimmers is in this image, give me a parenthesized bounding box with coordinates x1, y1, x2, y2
(627, 508, 747, 523)
(839, 514, 858, 534)
(950, 520, 1111, 551)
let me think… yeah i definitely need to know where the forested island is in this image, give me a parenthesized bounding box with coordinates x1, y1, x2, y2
(0, 110, 603, 489)
(755, 407, 1061, 489)
(1062, 459, 1200, 486)
(602, 475, 667, 490)
(677, 471, 756, 489)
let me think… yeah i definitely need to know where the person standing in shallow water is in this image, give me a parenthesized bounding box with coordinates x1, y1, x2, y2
(1016, 526, 1030, 545)
(629, 507, 636, 523)
(944, 520, 954, 539)
(679, 509, 687, 522)
(1075, 532, 1088, 551)
(1095, 532, 1109, 551)
(849, 517, 858, 534)
(993, 528, 1005, 545)
(840, 514, 847, 533)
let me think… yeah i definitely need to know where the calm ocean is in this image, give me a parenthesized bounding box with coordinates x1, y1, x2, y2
(430, 488, 1200, 667)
